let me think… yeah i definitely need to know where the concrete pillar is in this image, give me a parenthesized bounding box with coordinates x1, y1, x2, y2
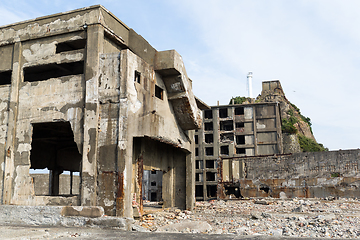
(186, 130, 195, 210)
(2, 42, 22, 204)
(81, 24, 103, 206)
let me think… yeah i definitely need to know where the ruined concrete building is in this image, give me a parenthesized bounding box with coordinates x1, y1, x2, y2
(195, 84, 283, 200)
(0, 5, 204, 218)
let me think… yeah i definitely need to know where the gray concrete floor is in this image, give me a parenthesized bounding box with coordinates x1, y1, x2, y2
(0, 226, 352, 240)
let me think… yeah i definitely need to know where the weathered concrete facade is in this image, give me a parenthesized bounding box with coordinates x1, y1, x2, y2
(0, 5, 202, 218)
(195, 102, 282, 200)
(221, 149, 360, 199)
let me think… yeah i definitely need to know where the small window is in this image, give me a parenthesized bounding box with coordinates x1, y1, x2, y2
(220, 120, 233, 131)
(204, 110, 212, 119)
(205, 134, 213, 143)
(151, 181, 156, 186)
(134, 71, 141, 83)
(56, 39, 86, 53)
(206, 172, 216, 181)
(0, 70, 12, 85)
(220, 145, 229, 155)
(236, 148, 246, 154)
(155, 85, 163, 100)
(204, 122, 213, 131)
(235, 107, 244, 115)
(195, 185, 203, 197)
(236, 122, 244, 128)
(195, 148, 199, 156)
(205, 147, 213, 156)
(151, 170, 157, 174)
(195, 135, 198, 144)
(236, 135, 245, 145)
(195, 173, 203, 182)
(219, 108, 228, 118)
(196, 160, 203, 169)
(206, 160, 215, 169)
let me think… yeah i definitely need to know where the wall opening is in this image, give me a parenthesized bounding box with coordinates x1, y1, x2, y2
(196, 160, 203, 169)
(142, 170, 163, 202)
(206, 160, 215, 169)
(134, 70, 141, 84)
(194, 135, 198, 144)
(204, 110, 212, 119)
(155, 85, 163, 100)
(56, 39, 86, 53)
(0, 70, 12, 85)
(219, 108, 228, 118)
(236, 122, 244, 128)
(236, 148, 246, 154)
(220, 120, 233, 131)
(195, 173, 203, 182)
(207, 185, 217, 198)
(205, 147, 214, 156)
(204, 122, 213, 131)
(206, 172, 216, 181)
(220, 133, 234, 142)
(195, 185, 203, 198)
(235, 107, 244, 115)
(24, 61, 84, 82)
(205, 134, 213, 143)
(236, 135, 245, 145)
(30, 121, 81, 196)
(220, 145, 229, 155)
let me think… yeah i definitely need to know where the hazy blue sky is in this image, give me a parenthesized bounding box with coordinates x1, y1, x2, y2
(1, 0, 359, 151)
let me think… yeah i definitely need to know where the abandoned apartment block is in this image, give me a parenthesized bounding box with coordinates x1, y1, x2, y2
(195, 102, 283, 200)
(0, 5, 204, 218)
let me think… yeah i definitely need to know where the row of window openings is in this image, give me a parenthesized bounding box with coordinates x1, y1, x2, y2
(196, 160, 216, 169)
(195, 185, 217, 198)
(204, 107, 245, 119)
(195, 172, 216, 182)
(195, 134, 246, 144)
(204, 121, 245, 131)
(195, 146, 246, 156)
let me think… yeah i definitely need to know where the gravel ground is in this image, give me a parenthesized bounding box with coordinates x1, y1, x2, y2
(135, 197, 360, 238)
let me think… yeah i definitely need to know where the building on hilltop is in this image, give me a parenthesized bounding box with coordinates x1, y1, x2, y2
(0, 5, 205, 218)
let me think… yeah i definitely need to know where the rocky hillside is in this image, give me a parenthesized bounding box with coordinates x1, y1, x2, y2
(230, 81, 327, 153)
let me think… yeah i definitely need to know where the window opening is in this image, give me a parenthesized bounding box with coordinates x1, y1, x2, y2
(134, 70, 141, 83)
(24, 61, 84, 82)
(236, 135, 245, 145)
(220, 120, 233, 131)
(195, 173, 203, 182)
(30, 121, 81, 196)
(195, 185, 203, 198)
(205, 147, 214, 156)
(196, 160, 203, 169)
(206, 160, 215, 169)
(206, 172, 216, 181)
(236, 122, 244, 128)
(219, 108, 228, 118)
(205, 134, 213, 143)
(204, 122, 213, 131)
(56, 39, 86, 53)
(195, 148, 199, 156)
(220, 145, 229, 155)
(220, 133, 234, 142)
(155, 85, 163, 100)
(235, 107, 244, 115)
(207, 185, 217, 198)
(0, 70, 12, 85)
(151, 181, 156, 186)
(194, 135, 198, 144)
(236, 148, 246, 154)
(204, 110, 212, 119)
(142, 170, 163, 202)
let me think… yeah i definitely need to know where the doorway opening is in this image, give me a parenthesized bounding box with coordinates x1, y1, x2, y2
(29, 121, 81, 196)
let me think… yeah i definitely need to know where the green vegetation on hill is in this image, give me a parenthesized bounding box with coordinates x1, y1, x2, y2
(229, 96, 252, 105)
(298, 134, 328, 152)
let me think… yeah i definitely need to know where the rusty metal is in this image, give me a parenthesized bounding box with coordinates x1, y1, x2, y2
(116, 172, 124, 217)
(137, 155, 144, 216)
(217, 157, 226, 199)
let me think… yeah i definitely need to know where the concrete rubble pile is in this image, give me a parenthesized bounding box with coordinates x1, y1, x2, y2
(134, 198, 360, 238)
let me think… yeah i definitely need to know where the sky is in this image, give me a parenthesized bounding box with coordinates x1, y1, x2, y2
(0, 0, 359, 151)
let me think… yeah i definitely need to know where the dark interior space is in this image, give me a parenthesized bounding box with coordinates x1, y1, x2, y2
(56, 39, 86, 53)
(0, 70, 12, 85)
(204, 110, 212, 119)
(219, 108, 228, 118)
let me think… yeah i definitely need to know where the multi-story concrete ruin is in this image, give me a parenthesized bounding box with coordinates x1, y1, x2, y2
(0, 5, 204, 218)
(195, 99, 283, 200)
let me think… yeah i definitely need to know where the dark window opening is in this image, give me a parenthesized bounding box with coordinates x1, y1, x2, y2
(195, 173, 203, 182)
(155, 85, 163, 100)
(0, 70, 12, 85)
(194, 135, 198, 144)
(206, 172, 216, 181)
(134, 70, 141, 84)
(225, 187, 242, 198)
(220, 133, 234, 142)
(259, 184, 270, 194)
(24, 61, 84, 82)
(219, 108, 228, 118)
(220, 120, 233, 131)
(207, 185, 217, 198)
(205, 147, 213, 156)
(30, 121, 81, 196)
(204, 110, 212, 119)
(236, 148, 246, 154)
(151, 181, 156, 186)
(195, 185, 203, 198)
(56, 39, 86, 53)
(150, 192, 157, 201)
(206, 160, 215, 169)
(195, 148, 199, 156)
(204, 122, 213, 131)
(196, 160, 203, 169)
(235, 107, 244, 115)
(205, 134, 213, 143)
(151, 170, 157, 174)
(236, 135, 245, 145)
(220, 145, 229, 155)
(236, 122, 244, 128)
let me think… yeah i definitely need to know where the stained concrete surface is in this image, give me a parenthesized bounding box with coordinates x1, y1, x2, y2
(0, 226, 351, 240)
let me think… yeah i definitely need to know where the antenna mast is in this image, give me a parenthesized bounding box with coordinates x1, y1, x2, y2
(247, 72, 253, 98)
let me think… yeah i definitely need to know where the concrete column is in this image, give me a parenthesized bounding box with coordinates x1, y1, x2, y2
(81, 24, 103, 206)
(2, 42, 22, 204)
(186, 130, 195, 210)
(275, 103, 283, 154)
(253, 106, 258, 155)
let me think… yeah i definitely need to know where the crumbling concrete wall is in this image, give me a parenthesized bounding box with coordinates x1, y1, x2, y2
(237, 149, 360, 198)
